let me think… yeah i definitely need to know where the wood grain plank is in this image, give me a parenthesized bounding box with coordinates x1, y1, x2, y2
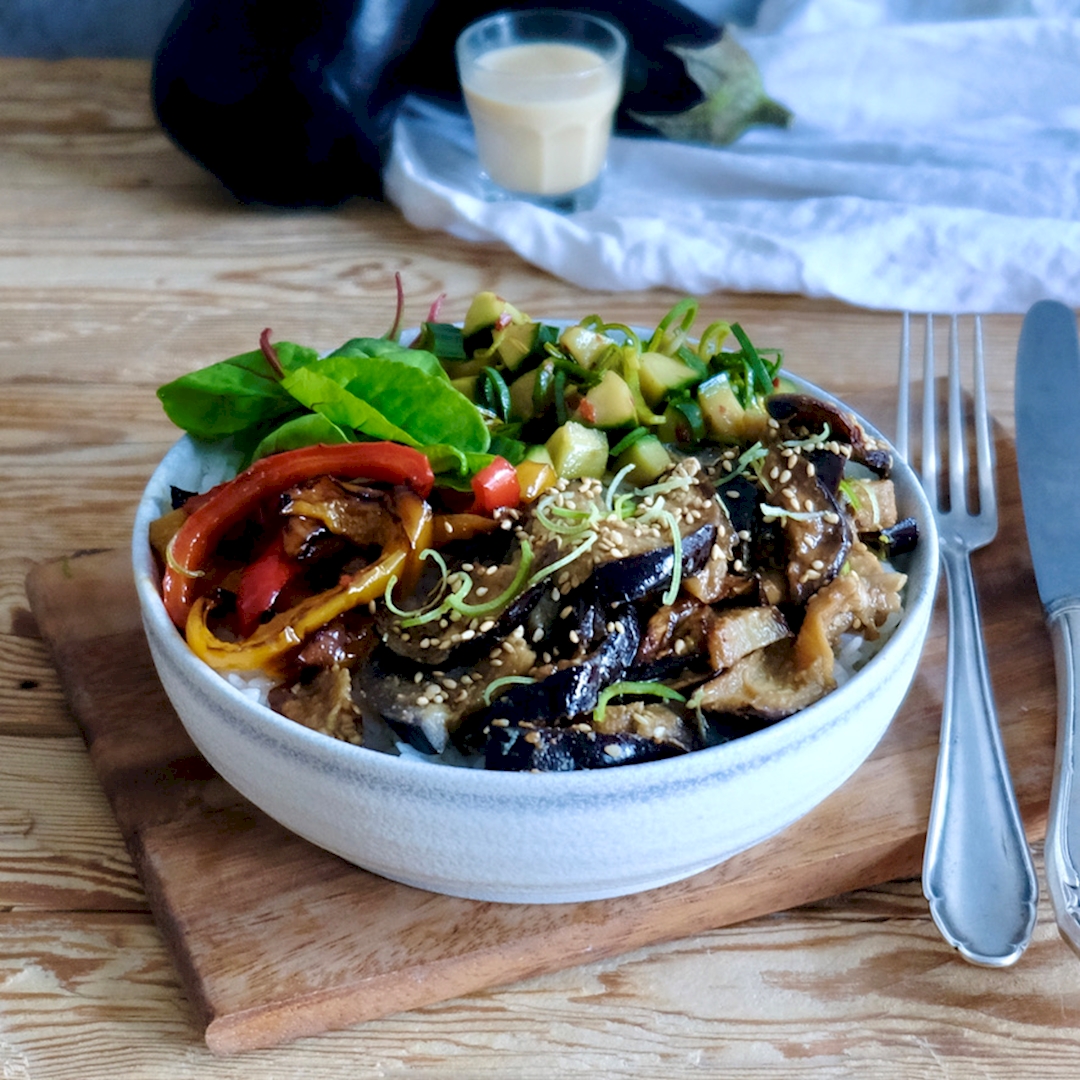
(2, 885, 1080, 1079)
(0, 736, 144, 911)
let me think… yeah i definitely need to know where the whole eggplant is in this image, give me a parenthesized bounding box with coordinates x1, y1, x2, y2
(152, 0, 722, 206)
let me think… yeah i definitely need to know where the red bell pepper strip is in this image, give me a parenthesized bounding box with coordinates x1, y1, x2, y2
(233, 530, 301, 639)
(162, 442, 434, 628)
(469, 456, 520, 515)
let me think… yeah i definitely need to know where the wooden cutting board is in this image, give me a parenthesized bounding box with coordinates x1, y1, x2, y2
(25, 403, 1057, 1055)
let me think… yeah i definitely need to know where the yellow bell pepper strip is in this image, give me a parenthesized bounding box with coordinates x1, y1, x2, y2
(516, 458, 557, 503)
(161, 441, 434, 629)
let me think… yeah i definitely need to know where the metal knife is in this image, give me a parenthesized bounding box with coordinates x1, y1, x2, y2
(1015, 298, 1080, 955)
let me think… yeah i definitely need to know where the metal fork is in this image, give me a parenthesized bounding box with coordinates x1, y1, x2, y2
(898, 313, 1038, 967)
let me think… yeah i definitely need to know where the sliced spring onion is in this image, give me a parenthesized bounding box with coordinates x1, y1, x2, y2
(609, 426, 651, 457)
(647, 298, 698, 354)
(838, 477, 861, 511)
(450, 537, 534, 618)
(730, 322, 776, 401)
(782, 422, 833, 451)
(479, 367, 511, 420)
(592, 681, 687, 725)
(696, 320, 732, 363)
(725, 441, 768, 484)
(483, 675, 537, 705)
(659, 508, 683, 605)
(760, 505, 826, 522)
(605, 462, 637, 513)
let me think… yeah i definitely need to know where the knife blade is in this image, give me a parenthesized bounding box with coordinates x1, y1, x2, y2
(1015, 298, 1080, 956)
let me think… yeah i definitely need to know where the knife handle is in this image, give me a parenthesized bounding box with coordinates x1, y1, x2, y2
(922, 545, 1039, 966)
(1046, 601, 1080, 955)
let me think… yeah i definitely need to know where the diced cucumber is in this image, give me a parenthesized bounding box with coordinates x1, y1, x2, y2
(462, 291, 529, 336)
(698, 373, 769, 443)
(614, 434, 672, 486)
(523, 444, 554, 466)
(697, 373, 745, 442)
(657, 399, 706, 444)
(546, 421, 609, 480)
(493, 321, 539, 371)
(451, 375, 478, 401)
(508, 363, 555, 421)
(578, 370, 637, 429)
(638, 351, 701, 409)
(559, 325, 615, 369)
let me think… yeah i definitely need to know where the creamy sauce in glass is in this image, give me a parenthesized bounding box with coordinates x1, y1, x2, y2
(461, 41, 622, 197)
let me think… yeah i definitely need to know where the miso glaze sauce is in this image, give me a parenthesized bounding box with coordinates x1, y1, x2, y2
(461, 42, 622, 197)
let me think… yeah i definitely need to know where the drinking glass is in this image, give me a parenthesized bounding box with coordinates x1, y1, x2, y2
(455, 8, 627, 212)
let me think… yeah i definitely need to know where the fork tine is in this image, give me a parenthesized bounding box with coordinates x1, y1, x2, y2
(948, 315, 968, 516)
(972, 315, 997, 525)
(896, 312, 910, 461)
(921, 315, 938, 502)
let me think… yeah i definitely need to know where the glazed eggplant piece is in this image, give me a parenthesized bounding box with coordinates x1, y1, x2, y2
(378, 529, 547, 668)
(483, 721, 689, 772)
(693, 637, 833, 723)
(526, 458, 732, 605)
(478, 601, 641, 731)
(761, 443, 852, 605)
(484, 689, 706, 772)
(767, 394, 893, 477)
(862, 516, 920, 558)
(593, 520, 719, 606)
(486, 695, 700, 772)
(356, 629, 537, 755)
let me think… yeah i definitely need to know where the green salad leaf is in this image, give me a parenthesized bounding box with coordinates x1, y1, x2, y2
(249, 412, 352, 461)
(156, 341, 320, 440)
(157, 331, 492, 478)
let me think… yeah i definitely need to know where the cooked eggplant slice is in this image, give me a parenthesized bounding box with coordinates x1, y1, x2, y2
(862, 515, 919, 558)
(269, 666, 362, 745)
(637, 595, 713, 667)
(522, 458, 729, 602)
(594, 700, 703, 750)
(692, 637, 834, 722)
(378, 528, 549, 668)
(706, 605, 792, 672)
(481, 603, 641, 730)
(356, 629, 537, 755)
(767, 393, 893, 476)
(593, 520, 718, 605)
(483, 720, 689, 772)
(380, 576, 547, 669)
(761, 444, 852, 605)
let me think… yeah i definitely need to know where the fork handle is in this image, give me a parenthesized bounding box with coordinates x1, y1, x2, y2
(922, 544, 1039, 966)
(1046, 601, 1080, 956)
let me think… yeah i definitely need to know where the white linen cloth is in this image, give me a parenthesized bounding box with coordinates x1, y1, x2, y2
(383, 0, 1080, 313)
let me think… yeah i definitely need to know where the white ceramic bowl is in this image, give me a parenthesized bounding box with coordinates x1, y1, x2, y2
(132, 375, 939, 904)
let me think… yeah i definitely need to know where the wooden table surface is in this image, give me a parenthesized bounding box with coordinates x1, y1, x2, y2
(3, 58, 1080, 1078)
